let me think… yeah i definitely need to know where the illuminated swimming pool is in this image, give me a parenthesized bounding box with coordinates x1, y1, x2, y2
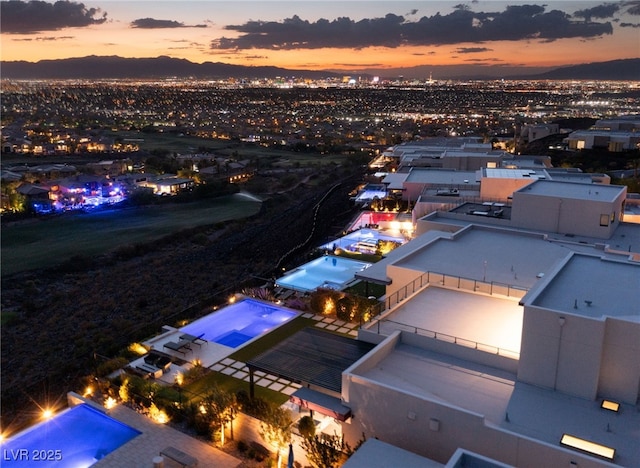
(0, 404, 140, 467)
(319, 228, 406, 254)
(180, 299, 298, 348)
(276, 255, 372, 292)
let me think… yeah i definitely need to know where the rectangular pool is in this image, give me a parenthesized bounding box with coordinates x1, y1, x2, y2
(319, 228, 406, 254)
(0, 404, 140, 467)
(276, 255, 372, 292)
(179, 299, 299, 348)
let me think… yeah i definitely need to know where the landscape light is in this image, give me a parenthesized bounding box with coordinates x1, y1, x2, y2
(104, 396, 117, 410)
(149, 404, 169, 424)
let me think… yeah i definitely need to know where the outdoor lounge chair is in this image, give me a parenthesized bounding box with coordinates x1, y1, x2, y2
(179, 332, 207, 347)
(163, 341, 191, 355)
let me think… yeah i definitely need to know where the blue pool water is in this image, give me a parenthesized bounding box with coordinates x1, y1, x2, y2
(180, 299, 298, 348)
(0, 404, 140, 467)
(318, 228, 406, 253)
(276, 255, 372, 292)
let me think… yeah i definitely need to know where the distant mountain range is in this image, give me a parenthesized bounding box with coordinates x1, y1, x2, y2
(1, 55, 638, 81)
(0, 55, 341, 80)
(527, 59, 640, 81)
(357, 58, 640, 81)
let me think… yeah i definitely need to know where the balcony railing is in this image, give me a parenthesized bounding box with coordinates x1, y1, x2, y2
(371, 318, 520, 359)
(384, 270, 528, 311)
(361, 270, 526, 359)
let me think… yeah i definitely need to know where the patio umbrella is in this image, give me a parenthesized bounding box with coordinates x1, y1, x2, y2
(287, 443, 294, 468)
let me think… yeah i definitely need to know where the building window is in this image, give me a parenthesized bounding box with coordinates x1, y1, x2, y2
(600, 214, 609, 227)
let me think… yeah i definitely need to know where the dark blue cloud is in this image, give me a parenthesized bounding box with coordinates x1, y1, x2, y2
(211, 4, 614, 50)
(574, 3, 621, 20)
(131, 18, 207, 29)
(624, 0, 640, 15)
(1, 0, 107, 34)
(455, 47, 493, 54)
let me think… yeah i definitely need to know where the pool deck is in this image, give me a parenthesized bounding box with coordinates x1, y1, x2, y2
(103, 313, 362, 465)
(95, 405, 241, 467)
(141, 326, 237, 382)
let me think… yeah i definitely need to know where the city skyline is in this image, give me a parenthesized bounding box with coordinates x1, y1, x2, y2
(1, 1, 639, 76)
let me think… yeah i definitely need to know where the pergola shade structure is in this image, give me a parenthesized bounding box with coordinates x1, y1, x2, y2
(246, 327, 376, 419)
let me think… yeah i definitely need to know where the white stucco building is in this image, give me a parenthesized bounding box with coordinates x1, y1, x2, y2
(334, 180, 640, 467)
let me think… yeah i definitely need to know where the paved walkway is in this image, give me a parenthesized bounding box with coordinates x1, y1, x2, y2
(94, 405, 241, 468)
(304, 312, 360, 337)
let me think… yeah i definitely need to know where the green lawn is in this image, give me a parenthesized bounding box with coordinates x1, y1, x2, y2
(228, 316, 317, 363)
(1, 193, 261, 276)
(183, 315, 317, 406)
(182, 371, 288, 406)
(107, 131, 233, 154)
(105, 131, 351, 168)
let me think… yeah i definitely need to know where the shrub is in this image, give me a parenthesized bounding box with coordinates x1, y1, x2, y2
(249, 441, 271, 461)
(1, 311, 20, 327)
(182, 362, 209, 385)
(298, 415, 316, 440)
(308, 288, 342, 316)
(191, 232, 209, 246)
(96, 356, 129, 377)
(119, 377, 130, 403)
(336, 296, 354, 322)
(237, 392, 271, 419)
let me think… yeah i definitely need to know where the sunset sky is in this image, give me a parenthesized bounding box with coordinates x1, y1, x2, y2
(1, 1, 639, 75)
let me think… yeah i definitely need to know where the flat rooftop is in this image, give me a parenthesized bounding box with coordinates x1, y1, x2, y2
(342, 438, 443, 468)
(531, 255, 640, 322)
(515, 180, 624, 202)
(450, 202, 512, 220)
(382, 172, 409, 190)
(405, 168, 477, 185)
(418, 212, 640, 258)
(392, 227, 575, 290)
(484, 168, 544, 179)
(355, 229, 450, 285)
(372, 286, 522, 356)
(354, 338, 640, 466)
